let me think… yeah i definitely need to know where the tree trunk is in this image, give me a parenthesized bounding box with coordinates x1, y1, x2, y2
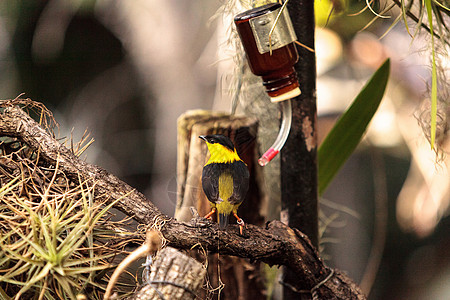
(282, 0, 318, 298)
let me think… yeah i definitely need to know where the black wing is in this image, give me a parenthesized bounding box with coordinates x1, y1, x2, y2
(202, 164, 219, 204)
(229, 161, 249, 205)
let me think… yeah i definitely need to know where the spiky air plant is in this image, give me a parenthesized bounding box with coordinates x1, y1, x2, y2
(0, 101, 135, 299)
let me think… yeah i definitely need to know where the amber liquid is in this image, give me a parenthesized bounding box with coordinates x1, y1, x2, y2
(234, 3, 299, 98)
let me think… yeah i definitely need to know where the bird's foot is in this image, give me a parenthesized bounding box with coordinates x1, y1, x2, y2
(233, 212, 245, 235)
(203, 208, 216, 220)
(237, 219, 245, 235)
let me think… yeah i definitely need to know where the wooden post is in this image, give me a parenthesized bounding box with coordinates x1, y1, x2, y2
(131, 247, 206, 300)
(282, 0, 318, 299)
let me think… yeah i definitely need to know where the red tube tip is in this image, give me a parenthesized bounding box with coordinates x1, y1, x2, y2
(258, 148, 279, 166)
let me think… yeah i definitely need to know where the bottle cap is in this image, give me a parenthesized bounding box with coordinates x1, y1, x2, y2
(269, 87, 301, 102)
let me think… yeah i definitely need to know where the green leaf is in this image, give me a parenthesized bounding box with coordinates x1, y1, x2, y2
(16, 262, 52, 298)
(318, 58, 390, 195)
(425, 0, 437, 149)
(400, 0, 412, 37)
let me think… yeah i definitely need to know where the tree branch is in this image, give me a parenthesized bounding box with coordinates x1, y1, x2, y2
(0, 101, 365, 299)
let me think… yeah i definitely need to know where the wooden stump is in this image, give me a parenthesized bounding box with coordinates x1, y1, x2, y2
(131, 247, 206, 300)
(176, 110, 266, 299)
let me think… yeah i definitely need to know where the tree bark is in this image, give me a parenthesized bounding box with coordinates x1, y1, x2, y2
(282, 0, 318, 298)
(0, 100, 365, 299)
(284, 0, 318, 248)
(131, 247, 206, 300)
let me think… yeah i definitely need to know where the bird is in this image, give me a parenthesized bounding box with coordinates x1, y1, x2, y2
(199, 134, 249, 234)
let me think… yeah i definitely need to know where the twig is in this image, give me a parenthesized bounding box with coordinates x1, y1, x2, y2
(104, 231, 161, 300)
(391, 0, 443, 39)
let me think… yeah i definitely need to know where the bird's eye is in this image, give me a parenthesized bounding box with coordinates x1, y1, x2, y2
(208, 139, 215, 144)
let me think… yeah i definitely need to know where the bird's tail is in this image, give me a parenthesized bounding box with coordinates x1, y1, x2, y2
(218, 212, 229, 230)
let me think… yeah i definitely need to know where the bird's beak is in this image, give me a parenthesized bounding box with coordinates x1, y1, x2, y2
(199, 135, 207, 142)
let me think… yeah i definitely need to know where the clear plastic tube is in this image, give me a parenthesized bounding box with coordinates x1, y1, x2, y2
(258, 99, 292, 166)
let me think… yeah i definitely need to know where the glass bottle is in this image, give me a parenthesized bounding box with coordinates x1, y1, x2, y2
(234, 3, 301, 102)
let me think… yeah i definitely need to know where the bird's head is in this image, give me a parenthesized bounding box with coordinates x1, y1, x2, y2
(199, 135, 241, 164)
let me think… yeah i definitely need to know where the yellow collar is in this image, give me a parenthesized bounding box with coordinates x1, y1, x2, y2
(205, 144, 242, 165)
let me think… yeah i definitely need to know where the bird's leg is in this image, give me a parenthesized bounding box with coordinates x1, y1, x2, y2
(204, 208, 216, 220)
(233, 212, 245, 235)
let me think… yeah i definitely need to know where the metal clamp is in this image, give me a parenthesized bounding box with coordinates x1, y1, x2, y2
(249, 6, 297, 54)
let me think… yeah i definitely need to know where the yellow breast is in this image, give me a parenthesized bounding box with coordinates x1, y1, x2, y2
(218, 171, 233, 202)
